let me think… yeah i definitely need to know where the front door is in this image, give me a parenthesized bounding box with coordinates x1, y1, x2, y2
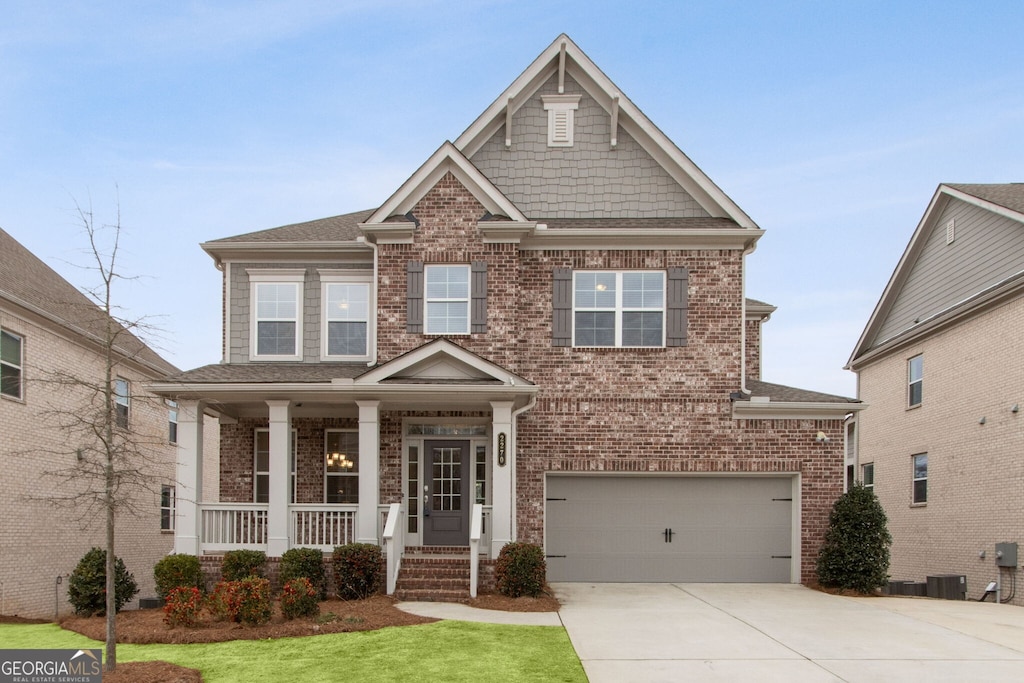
(423, 440, 470, 546)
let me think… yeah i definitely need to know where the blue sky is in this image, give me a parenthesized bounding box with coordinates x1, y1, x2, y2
(2, 1, 1022, 396)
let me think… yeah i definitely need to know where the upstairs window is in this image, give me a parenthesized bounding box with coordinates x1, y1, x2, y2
(572, 271, 666, 347)
(912, 453, 928, 504)
(425, 265, 471, 334)
(114, 378, 130, 428)
(0, 329, 23, 400)
(168, 401, 178, 444)
(321, 273, 371, 359)
(160, 484, 175, 531)
(908, 355, 923, 407)
(249, 270, 305, 360)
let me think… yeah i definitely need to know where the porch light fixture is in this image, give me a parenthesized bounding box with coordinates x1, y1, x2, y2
(814, 431, 830, 443)
(326, 452, 355, 469)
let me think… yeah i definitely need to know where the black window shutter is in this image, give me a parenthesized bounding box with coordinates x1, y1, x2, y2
(471, 262, 488, 333)
(666, 267, 688, 347)
(552, 267, 573, 347)
(407, 261, 424, 333)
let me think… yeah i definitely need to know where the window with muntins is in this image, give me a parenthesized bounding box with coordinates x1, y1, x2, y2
(114, 378, 130, 428)
(912, 453, 927, 504)
(249, 269, 305, 360)
(425, 265, 470, 334)
(322, 275, 370, 358)
(254, 429, 296, 504)
(325, 430, 359, 504)
(573, 271, 665, 347)
(160, 484, 175, 531)
(908, 355, 923, 407)
(0, 329, 23, 399)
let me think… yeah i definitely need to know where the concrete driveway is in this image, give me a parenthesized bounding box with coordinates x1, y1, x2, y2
(553, 583, 1024, 682)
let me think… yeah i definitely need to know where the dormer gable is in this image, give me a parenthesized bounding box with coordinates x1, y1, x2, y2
(357, 338, 533, 387)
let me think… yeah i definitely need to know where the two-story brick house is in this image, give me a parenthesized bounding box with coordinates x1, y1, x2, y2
(153, 35, 860, 595)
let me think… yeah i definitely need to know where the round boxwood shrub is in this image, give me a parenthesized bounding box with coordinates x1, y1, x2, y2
(816, 483, 892, 593)
(280, 547, 327, 599)
(67, 547, 139, 616)
(332, 543, 383, 600)
(221, 549, 267, 581)
(154, 554, 204, 600)
(495, 542, 546, 598)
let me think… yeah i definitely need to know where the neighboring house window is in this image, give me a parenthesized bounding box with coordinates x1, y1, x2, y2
(862, 463, 874, 491)
(248, 270, 305, 360)
(572, 271, 666, 347)
(912, 453, 927, 504)
(114, 378, 130, 428)
(908, 355, 923, 407)
(325, 430, 359, 504)
(160, 484, 175, 531)
(254, 429, 297, 504)
(321, 273, 371, 359)
(407, 262, 487, 335)
(168, 401, 178, 444)
(0, 328, 23, 400)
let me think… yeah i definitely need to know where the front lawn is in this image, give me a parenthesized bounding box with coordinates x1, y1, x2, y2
(0, 621, 585, 682)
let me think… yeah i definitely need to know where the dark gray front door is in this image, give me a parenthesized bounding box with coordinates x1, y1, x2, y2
(423, 440, 470, 546)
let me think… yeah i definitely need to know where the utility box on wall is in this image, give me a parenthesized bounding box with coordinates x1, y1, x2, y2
(996, 542, 1018, 568)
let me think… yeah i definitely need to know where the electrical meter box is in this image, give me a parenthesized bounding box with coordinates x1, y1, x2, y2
(996, 542, 1018, 568)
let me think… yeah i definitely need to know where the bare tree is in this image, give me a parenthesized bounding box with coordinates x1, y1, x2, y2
(27, 196, 172, 672)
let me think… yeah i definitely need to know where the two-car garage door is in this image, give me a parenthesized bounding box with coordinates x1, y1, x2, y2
(545, 475, 796, 583)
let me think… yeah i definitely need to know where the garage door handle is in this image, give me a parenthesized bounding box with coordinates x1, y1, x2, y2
(664, 528, 674, 543)
(771, 555, 792, 559)
(546, 555, 566, 559)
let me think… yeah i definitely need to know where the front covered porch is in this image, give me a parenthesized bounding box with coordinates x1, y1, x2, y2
(154, 340, 536, 595)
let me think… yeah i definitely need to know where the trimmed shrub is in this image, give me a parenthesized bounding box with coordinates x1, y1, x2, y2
(495, 542, 546, 598)
(206, 581, 239, 622)
(154, 554, 203, 600)
(280, 577, 320, 620)
(816, 483, 893, 593)
(280, 548, 327, 599)
(67, 547, 139, 616)
(163, 586, 203, 628)
(221, 549, 267, 581)
(234, 577, 273, 625)
(332, 543, 383, 600)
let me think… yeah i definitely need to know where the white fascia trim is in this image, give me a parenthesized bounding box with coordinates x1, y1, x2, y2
(519, 228, 764, 251)
(732, 401, 867, 420)
(355, 223, 415, 244)
(203, 241, 370, 266)
(145, 382, 539, 403)
(365, 142, 528, 224)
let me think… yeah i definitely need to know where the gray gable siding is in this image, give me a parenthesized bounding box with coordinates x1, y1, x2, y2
(470, 74, 707, 218)
(875, 198, 1024, 345)
(228, 262, 372, 363)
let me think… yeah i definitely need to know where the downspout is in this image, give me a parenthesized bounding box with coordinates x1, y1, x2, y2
(357, 236, 379, 367)
(740, 242, 757, 394)
(509, 393, 538, 541)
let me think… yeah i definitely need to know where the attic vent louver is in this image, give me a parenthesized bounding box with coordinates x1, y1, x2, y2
(542, 94, 581, 147)
(946, 218, 955, 244)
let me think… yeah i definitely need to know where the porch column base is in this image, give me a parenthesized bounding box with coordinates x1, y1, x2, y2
(174, 535, 200, 556)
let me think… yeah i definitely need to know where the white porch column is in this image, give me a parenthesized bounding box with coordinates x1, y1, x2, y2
(490, 401, 514, 558)
(266, 400, 292, 556)
(174, 400, 205, 555)
(356, 401, 380, 544)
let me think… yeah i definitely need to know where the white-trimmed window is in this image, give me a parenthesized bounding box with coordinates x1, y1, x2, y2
(249, 270, 305, 360)
(908, 354, 923, 407)
(160, 484, 175, 531)
(325, 430, 359, 503)
(573, 271, 665, 347)
(912, 453, 927, 504)
(254, 429, 297, 504)
(114, 378, 130, 428)
(168, 400, 178, 444)
(862, 463, 874, 491)
(425, 265, 470, 335)
(0, 328, 23, 400)
(321, 272, 372, 359)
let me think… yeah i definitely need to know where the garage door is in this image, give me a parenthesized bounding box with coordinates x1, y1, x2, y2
(545, 475, 794, 582)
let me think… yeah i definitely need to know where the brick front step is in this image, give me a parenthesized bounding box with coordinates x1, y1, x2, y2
(394, 546, 498, 602)
(394, 588, 471, 603)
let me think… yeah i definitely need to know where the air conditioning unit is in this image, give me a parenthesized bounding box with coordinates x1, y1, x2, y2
(926, 574, 966, 600)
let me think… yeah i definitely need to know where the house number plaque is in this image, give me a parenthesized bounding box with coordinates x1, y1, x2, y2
(497, 432, 507, 467)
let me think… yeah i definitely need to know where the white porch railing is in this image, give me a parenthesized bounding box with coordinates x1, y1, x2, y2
(382, 503, 406, 595)
(290, 505, 358, 551)
(469, 503, 483, 598)
(200, 503, 268, 552)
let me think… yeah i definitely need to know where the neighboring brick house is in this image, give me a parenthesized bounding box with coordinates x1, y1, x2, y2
(153, 35, 860, 594)
(0, 227, 219, 618)
(848, 183, 1024, 604)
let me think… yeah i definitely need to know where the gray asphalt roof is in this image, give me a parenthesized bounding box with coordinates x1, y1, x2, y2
(946, 183, 1024, 216)
(163, 362, 369, 383)
(744, 379, 858, 404)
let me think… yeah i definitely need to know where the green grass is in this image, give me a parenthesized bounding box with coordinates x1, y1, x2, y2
(0, 622, 586, 682)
